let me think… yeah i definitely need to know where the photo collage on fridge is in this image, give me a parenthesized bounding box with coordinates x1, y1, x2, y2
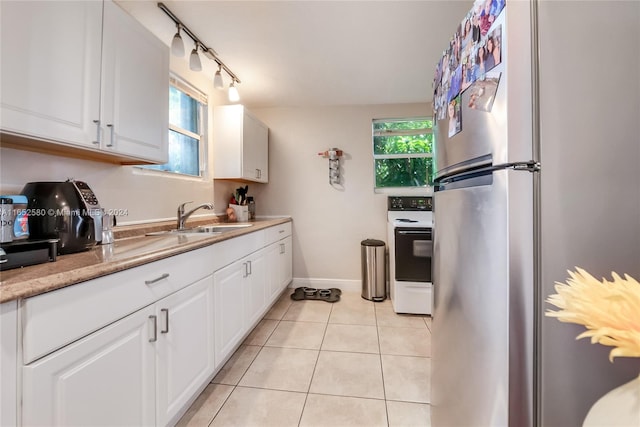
(433, 0, 505, 137)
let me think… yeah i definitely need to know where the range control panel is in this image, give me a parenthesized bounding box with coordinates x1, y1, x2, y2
(388, 196, 433, 211)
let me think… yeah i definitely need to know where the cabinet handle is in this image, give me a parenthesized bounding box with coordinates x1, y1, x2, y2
(247, 260, 252, 275)
(149, 315, 157, 342)
(255, 169, 260, 179)
(242, 262, 248, 278)
(106, 123, 114, 147)
(92, 119, 100, 145)
(145, 273, 169, 285)
(280, 243, 285, 254)
(278, 229, 285, 234)
(160, 308, 169, 334)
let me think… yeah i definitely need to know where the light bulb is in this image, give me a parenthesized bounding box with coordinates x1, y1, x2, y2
(171, 26, 184, 57)
(189, 46, 202, 71)
(213, 67, 224, 89)
(228, 81, 240, 102)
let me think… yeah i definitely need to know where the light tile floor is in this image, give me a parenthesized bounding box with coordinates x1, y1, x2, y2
(177, 290, 432, 427)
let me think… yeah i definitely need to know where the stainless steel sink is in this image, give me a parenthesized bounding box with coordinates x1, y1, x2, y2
(146, 223, 253, 236)
(196, 223, 253, 232)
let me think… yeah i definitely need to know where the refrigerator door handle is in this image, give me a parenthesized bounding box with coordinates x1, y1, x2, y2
(436, 161, 540, 189)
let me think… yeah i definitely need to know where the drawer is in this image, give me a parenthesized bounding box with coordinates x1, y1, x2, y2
(22, 245, 216, 364)
(265, 222, 292, 245)
(211, 229, 266, 271)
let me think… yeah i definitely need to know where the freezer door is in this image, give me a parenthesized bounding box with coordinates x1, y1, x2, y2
(432, 168, 534, 426)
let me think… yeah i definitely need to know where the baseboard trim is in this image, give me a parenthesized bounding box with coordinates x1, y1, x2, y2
(289, 278, 365, 293)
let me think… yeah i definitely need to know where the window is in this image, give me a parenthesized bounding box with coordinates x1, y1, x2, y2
(144, 77, 207, 177)
(373, 118, 434, 191)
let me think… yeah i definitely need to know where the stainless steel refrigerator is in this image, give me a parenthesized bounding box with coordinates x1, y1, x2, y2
(431, 1, 640, 426)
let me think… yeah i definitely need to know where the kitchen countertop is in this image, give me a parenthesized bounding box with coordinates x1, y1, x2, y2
(0, 217, 291, 303)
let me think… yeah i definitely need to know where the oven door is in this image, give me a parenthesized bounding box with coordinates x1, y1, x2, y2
(394, 227, 432, 282)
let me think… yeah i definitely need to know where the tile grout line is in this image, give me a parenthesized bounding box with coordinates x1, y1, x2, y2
(374, 299, 390, 426)
(296, 296, 334, 426)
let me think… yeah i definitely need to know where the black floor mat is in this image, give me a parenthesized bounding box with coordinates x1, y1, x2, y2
(291, 287, 341, 303)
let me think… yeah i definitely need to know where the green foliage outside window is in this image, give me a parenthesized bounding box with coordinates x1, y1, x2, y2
(144, 83, 204, 177)
(373, 118, 434, 188)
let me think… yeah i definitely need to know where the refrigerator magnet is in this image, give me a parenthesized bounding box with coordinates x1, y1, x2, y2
(468, 72, 501, 112)
(448, 95, 462, 138)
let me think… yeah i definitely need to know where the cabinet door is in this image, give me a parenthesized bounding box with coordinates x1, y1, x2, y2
(279, 236, 293, 291)
(242, 111, 269, 182)
(0, 1, 102, 147)
(244, 250, 267, 328)
(213, 261, 245, 366)
(22, 305, 156, 426)
(100, 0, 169, 163)
(1, 302, 17, 427)
(266, 236, 293, 304)
(156, 275, 215, 427)
(265, 242, 282, 305)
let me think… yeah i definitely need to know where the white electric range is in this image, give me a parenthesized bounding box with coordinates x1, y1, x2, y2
(387, 196, 433, 315)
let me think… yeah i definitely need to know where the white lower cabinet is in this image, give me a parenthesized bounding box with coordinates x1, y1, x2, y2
(266, 235, 293, 305)
(1, 301, 18, 427)
(15, 221, 292, 426)
(155, 275, 215, 426)
(213, 260, 245, 369)
(244, 250, 267, 328)
(213, 249, 266, 366)
(22, 275, 214, 427)
(22, 305, 157, 426)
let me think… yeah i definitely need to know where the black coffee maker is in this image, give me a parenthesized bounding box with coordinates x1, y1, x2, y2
(21, 180, 103, 254)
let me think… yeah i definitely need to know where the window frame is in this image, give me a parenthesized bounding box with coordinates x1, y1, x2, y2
(372, 116, 434, 194)
(138, 75, 208, 179)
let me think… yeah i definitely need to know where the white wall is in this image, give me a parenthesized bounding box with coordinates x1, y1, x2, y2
(0, 50, 226, 225)
(250, 103, 430, 284)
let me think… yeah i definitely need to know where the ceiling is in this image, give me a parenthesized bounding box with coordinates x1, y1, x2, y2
(118, 1, 472, 108)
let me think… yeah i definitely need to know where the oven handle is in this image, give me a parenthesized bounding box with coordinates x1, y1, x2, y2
(397, 230, 432, 236)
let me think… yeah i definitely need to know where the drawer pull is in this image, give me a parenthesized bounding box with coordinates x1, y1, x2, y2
(278, 229, 285, 234)
(243, 262, 249, 278)
(149, 315, 157, 342)
(106, 123, 114, 147)
(160, 308, 169, 334)
(92, 119, 100, 145)
(145, 273, 169, 285)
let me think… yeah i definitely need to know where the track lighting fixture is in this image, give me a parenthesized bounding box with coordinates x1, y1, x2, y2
(228, 80, 240, 102)
(213, 65, 224, 89)
(158, 2, 242, 100)
(170, 24, 184, 57)
(189, 44, 202, 71)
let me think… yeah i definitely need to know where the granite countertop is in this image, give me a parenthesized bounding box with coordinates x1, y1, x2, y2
(0, 217, 291, 303)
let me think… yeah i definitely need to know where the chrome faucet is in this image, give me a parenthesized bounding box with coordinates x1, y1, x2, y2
(177, 201, 214, 230)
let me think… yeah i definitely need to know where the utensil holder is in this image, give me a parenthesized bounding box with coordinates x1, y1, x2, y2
(229, 204, 249, 222)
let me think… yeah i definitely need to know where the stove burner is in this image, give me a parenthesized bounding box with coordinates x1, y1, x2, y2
(397, 218, 418, 223)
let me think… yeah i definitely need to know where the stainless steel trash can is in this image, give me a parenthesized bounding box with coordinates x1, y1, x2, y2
(361, 239, 386, 301)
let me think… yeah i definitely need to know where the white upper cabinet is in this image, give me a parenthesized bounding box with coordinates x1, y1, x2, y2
(0, 0, 168, 164)
(213, 105, 269, 183)
(100, 0, 168, 163)
(0, 1, 103, 148)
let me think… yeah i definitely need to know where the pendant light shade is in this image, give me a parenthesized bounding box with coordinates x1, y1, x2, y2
(213, 66, 224, 89)
(228, 80, 240, 102)
(171, 25, 184, 57)
(158, 3, 241, 97)
(189, 45, 202, 71)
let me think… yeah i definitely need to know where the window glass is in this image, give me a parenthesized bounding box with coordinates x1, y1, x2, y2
(169, 86, 199, 133)
(143, 78, 206, 178)
(373, 118, 434, 189)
